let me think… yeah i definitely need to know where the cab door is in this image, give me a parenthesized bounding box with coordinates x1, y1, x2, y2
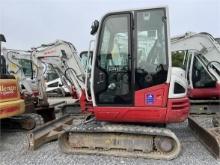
(93, 13, 133, 106)
(93, 8, 169, 107)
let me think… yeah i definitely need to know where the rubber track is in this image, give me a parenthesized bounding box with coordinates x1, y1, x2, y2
(20, 113, 44, 130)
(59, 122, 181, 160)
(27, 113, 44, 128)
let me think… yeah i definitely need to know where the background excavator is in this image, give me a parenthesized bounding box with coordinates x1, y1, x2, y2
(0, 36, 55, 130)
(31, 40, 85, 101)
(2, 48, 38, 97)
(171, 32, 220, 158)
(0, 34, 25, 121)
(3, 48, 70, 97)
(45, 68, 70, 97)
(0, 34, 40, 130)
(28, 7, 189, 160)
(171, 32, 220, 99)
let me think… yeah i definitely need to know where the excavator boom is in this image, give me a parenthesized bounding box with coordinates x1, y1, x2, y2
(2, 48, 37, 96)
(31, 40, 86, 100)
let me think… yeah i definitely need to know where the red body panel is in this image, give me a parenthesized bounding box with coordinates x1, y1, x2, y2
(92, 84, 190, 124)
(189, 83, 220, 99)
(165, 97, 189, 123)
(135, 84, 168, 107)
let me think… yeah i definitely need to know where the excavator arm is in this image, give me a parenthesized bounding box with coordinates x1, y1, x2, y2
(31, 40, 86, 101)
(2, 48, 36, 95)
(171, 32, 220, 64)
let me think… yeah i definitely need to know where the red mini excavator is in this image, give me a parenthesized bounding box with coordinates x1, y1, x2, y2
(29, 6, 190, 160)
(58, 6, 189, 160)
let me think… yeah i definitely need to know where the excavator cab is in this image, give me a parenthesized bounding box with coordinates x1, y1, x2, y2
(171, 32, 220, 99)
(182, 50, 220, 99)
(91, 7, 189, 123)
(93, 9, 167, 104)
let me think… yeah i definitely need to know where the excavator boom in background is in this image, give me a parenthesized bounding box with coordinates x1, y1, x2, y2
(2, 48, 37, 96)
(31, 40, 85, 100)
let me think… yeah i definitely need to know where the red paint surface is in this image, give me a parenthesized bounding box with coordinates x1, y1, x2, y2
(92, 84, 190, 124)
(80, 90, 87, 112)
(71, 86, 78, 99)
(189, 83, 220, 99)
(32, 91, 39, 97)
(44, 50, 56, 56)
(0, 105, 19, 115)
(135, 83, 168, 107)
(165, 97, 190, 123)
(0, 82, 19, 100)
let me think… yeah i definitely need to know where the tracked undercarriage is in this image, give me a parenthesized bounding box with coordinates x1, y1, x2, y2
(1, 113, 44, 130)
(59, 120, 181, 160)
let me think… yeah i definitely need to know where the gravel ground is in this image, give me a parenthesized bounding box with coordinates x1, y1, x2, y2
(0, 97, 219, 165)
(0, 121, 218, 165)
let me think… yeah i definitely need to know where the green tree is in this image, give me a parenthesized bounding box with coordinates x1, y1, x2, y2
(172, 51, 185, 68)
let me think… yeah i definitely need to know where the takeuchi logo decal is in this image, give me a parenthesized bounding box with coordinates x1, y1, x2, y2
(0, 84, 18, 98)
(44, 50, 56, 55)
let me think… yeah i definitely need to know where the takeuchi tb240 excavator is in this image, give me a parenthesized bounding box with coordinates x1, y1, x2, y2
(30, 7, 190, 160)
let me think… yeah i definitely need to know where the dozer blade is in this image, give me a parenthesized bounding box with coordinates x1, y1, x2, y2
(59, 121, 181, 160)
(188, 115, 220, 159)
(28, 114, 87, 150)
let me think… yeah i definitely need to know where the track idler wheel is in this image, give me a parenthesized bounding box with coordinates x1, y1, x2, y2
(19, 113, 44, 130)
(154, 137, 174, 153)
(20, 118, 36, 130)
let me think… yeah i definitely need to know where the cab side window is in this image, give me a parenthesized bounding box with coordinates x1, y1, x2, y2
(192, 56, 216, 88)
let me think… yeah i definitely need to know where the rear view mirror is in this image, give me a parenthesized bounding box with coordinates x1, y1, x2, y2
(0, 34, 6, 42)
(90, 20, 99, 35)
(0, 34, 6, 55)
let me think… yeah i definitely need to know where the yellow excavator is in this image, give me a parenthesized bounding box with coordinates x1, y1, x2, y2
(0, 34, 25, 120)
